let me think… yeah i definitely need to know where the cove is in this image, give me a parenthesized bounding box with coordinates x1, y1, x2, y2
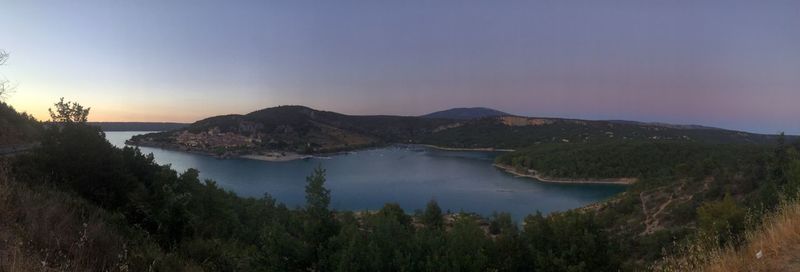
(106, 131, 625, 219)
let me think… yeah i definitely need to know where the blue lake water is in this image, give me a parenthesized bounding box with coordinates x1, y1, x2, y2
(106, 131, 625, 219)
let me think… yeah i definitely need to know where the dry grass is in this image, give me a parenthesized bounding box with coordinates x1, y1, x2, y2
(0, 159, 205, 272)
(0, 160, 130, 272)
(654, 200, 800, 271)
(701, 200, 800, 271)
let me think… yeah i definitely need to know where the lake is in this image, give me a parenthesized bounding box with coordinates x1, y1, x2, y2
(106, 131, 625, 219)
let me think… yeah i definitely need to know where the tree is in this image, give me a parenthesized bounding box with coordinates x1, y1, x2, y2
(377, 203, 411, 227)
(697, 193, 746, 245)
(303, 165, 337, 269)
(487, 212, 527, 271)
(306, 165, 332, 217)
(422, 199, 444, 229)
(444, 216, 489, 271)
(49, 97, 90, 123)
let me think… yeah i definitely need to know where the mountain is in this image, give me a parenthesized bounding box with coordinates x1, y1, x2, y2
(127, 105, 788, 157)
(421, 107, 509, 120)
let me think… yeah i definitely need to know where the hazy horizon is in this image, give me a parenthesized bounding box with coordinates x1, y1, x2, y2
(2, 0, 799, 134)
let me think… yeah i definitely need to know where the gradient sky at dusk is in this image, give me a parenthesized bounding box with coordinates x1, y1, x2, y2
(1, 0, 799, 134)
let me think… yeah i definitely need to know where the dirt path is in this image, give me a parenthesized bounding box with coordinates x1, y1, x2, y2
(642, 193, 674, 235)
(640, 183, 690, 235)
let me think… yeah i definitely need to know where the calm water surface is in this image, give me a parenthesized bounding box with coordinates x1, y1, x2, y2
(106, 131, 625, 219)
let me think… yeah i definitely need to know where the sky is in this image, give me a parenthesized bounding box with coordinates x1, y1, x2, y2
(1, 0, 799, 134)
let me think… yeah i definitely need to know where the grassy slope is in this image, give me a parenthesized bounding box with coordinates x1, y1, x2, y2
(703, 200, 800, 271)
(654, 199, 800, 271)
(0, 160, 196, 272)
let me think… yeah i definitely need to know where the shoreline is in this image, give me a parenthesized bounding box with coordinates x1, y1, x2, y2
(422, 144, 515, 152)
(128, 140, 316, 162)
(240, 153, 312, 162)
(493, 163, 636, 185)
(127, 139, 518, 162)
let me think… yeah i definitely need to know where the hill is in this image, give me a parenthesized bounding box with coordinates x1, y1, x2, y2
(0, 102, 40, 150)
(421, 115, 786, 148)
(127, 105, 789, 158)
(128, 105, 453, 156)
(421, 107, 509, 120)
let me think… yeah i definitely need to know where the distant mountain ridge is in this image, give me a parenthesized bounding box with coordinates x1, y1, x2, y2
(91, 122, 188, 131)
(421, 107, 509, 120)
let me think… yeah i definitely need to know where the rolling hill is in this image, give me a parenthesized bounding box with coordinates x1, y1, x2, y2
(127, 105, 788, 157)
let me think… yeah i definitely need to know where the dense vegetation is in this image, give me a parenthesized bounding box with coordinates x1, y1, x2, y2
(496, 141, 768, 180)
(517, 135, 800, 269)
(421, 117, 788, 149)
(0, 102, 40, 146)
(3, 102, 620, 271)
(3, 99, 800, 271)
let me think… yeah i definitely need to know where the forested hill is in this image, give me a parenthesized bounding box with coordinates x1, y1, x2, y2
(129, 105, 454, 155)
(127, 105, 789, 155)
(421, 116, 789, 149)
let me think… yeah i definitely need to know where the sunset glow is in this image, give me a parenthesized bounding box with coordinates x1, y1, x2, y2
(2, 0, 799, 134)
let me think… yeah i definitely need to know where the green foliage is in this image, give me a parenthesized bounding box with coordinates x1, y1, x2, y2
(422, 118, 786, 149)
(497, 140, 768, 181)
(303, 165, 338, 269)
(486, 212, 527, 271)
(696, 194, 746, 245)
(443, 216, 490, 271)
(523, 211, 619, 271)
(35, 124, 135, 208)
(422, 199, 444, 229)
